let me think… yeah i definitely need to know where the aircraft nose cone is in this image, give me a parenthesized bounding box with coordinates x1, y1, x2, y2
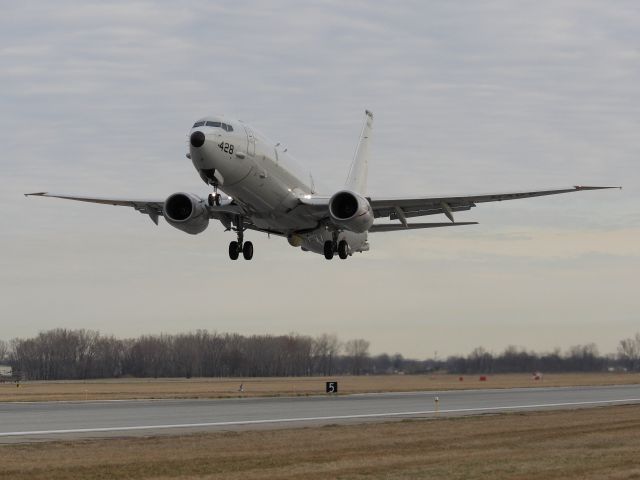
(190, 131, 205, 148)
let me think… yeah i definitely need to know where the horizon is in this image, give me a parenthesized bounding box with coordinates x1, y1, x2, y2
(1, 326, 636, 360)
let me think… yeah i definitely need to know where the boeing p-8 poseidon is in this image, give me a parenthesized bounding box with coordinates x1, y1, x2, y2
(26, 111, 617, 260)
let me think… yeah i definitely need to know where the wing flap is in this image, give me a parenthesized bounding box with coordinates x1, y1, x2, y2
(385, 204, 474, 221)
(369, 222, 478, 232)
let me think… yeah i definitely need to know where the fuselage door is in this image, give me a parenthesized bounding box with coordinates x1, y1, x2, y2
(244, 126, 256, 156)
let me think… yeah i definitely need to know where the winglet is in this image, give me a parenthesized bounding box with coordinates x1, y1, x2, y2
(345, 110, 373, 195)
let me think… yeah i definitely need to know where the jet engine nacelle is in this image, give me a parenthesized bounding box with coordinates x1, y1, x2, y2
(163, 192, 209, 234)
(328, 190, 374, 233)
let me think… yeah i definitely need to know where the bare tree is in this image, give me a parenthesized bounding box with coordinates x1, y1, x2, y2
(92, 335, 126, 378)
(127, 334, 172, 378)
(618, 333, 640, 371)
(494, 346, 536, 373)
(173, 332, 208, 378)
(312, 334, 341, 375)
(0, 340, 7, 363)
(467, 346, 494, 373)
(12, 328, 633, 379)
(345, 338, 370, 374)
(566, 343, 603, 372)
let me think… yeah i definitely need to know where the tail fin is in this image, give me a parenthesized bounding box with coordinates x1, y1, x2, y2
(345, 110, 373, 194)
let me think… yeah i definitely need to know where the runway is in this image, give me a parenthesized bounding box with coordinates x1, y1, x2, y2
(1, 384, 639, 442)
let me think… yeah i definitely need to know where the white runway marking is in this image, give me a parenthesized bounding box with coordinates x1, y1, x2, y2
(2, 397, 639, 437)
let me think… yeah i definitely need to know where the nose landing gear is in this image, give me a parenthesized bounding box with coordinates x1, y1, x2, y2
(208, 182, 221, 207)
(208, 193, 221, 207)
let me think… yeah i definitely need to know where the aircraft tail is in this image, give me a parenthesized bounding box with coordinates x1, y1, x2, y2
(345, 110, 373, 194)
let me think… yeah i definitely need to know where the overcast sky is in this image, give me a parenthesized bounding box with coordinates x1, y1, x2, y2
(1, 1, 638, 358)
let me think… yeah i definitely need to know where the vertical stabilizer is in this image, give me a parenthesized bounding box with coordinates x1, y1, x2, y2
(345, 110, 373, 194)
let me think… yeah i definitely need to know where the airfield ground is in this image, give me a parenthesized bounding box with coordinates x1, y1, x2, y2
(1, 372, 638, 402)
(1, 404, 638, 479)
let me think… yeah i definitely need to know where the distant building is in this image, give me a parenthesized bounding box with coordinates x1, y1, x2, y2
(0, 365, 12, 377)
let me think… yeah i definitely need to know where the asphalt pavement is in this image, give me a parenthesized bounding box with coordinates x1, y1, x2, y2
(1, 384, 639, 442)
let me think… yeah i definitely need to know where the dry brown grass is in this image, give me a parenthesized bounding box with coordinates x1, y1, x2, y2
(1, 372, 638, 402)
(2, 405, 640, 479)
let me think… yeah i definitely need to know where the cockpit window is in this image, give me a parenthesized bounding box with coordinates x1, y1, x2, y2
(195, 120, 232, 131)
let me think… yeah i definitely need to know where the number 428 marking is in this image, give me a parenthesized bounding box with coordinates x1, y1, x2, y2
(218, 142, 234, 154)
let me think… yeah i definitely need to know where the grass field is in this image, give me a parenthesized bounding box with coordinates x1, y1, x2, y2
(1, 404, 639, 479)
(1, 372, 638, 402)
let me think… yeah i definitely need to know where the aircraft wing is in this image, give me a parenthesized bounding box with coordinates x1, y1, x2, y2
(24, 192, 243, 225)
(368, 186, 619, 223)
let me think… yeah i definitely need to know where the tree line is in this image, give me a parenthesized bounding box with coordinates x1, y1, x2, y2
(1, 329, 640, 380)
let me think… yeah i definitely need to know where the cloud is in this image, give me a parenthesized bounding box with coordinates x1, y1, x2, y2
(1, 0, 638, 356)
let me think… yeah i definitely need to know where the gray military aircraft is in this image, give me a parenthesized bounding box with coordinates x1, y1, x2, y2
(26, 110, 617, 260)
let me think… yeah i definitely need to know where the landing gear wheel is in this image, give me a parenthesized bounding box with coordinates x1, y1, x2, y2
(228, 241, 239, 260)
(208, 193, 221, 206)
(323, 241, 334, 260)
(338, 240, 349, 259)
(242, 241, 254, 260)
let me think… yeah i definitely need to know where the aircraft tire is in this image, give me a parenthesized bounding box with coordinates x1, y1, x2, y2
(242, 241, 254, 260)
(323, 241, 334, 260)
(229, 241, 240, 260)
(338, 240, 349, 259)
(208, 193, 221, 206)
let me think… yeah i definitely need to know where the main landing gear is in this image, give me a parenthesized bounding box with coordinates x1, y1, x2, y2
(324, 239, 349, 260)
(229, 241, 253, 260)
(228, 216, 253, 261)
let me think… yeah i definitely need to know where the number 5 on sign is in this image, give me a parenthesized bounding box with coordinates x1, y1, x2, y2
(326, 381, 338, 394)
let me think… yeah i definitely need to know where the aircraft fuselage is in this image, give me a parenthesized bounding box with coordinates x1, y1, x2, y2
(188, 116, 368, 254)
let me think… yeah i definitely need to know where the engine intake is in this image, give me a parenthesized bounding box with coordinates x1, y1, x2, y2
(329, 190, 374, 233)
(163, 192, 209, 234)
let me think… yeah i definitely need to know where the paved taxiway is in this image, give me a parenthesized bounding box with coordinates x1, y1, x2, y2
(1, 385, 639, 442)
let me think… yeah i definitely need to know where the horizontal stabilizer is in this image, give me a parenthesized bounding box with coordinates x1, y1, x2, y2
(369, 222, 478, 232)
